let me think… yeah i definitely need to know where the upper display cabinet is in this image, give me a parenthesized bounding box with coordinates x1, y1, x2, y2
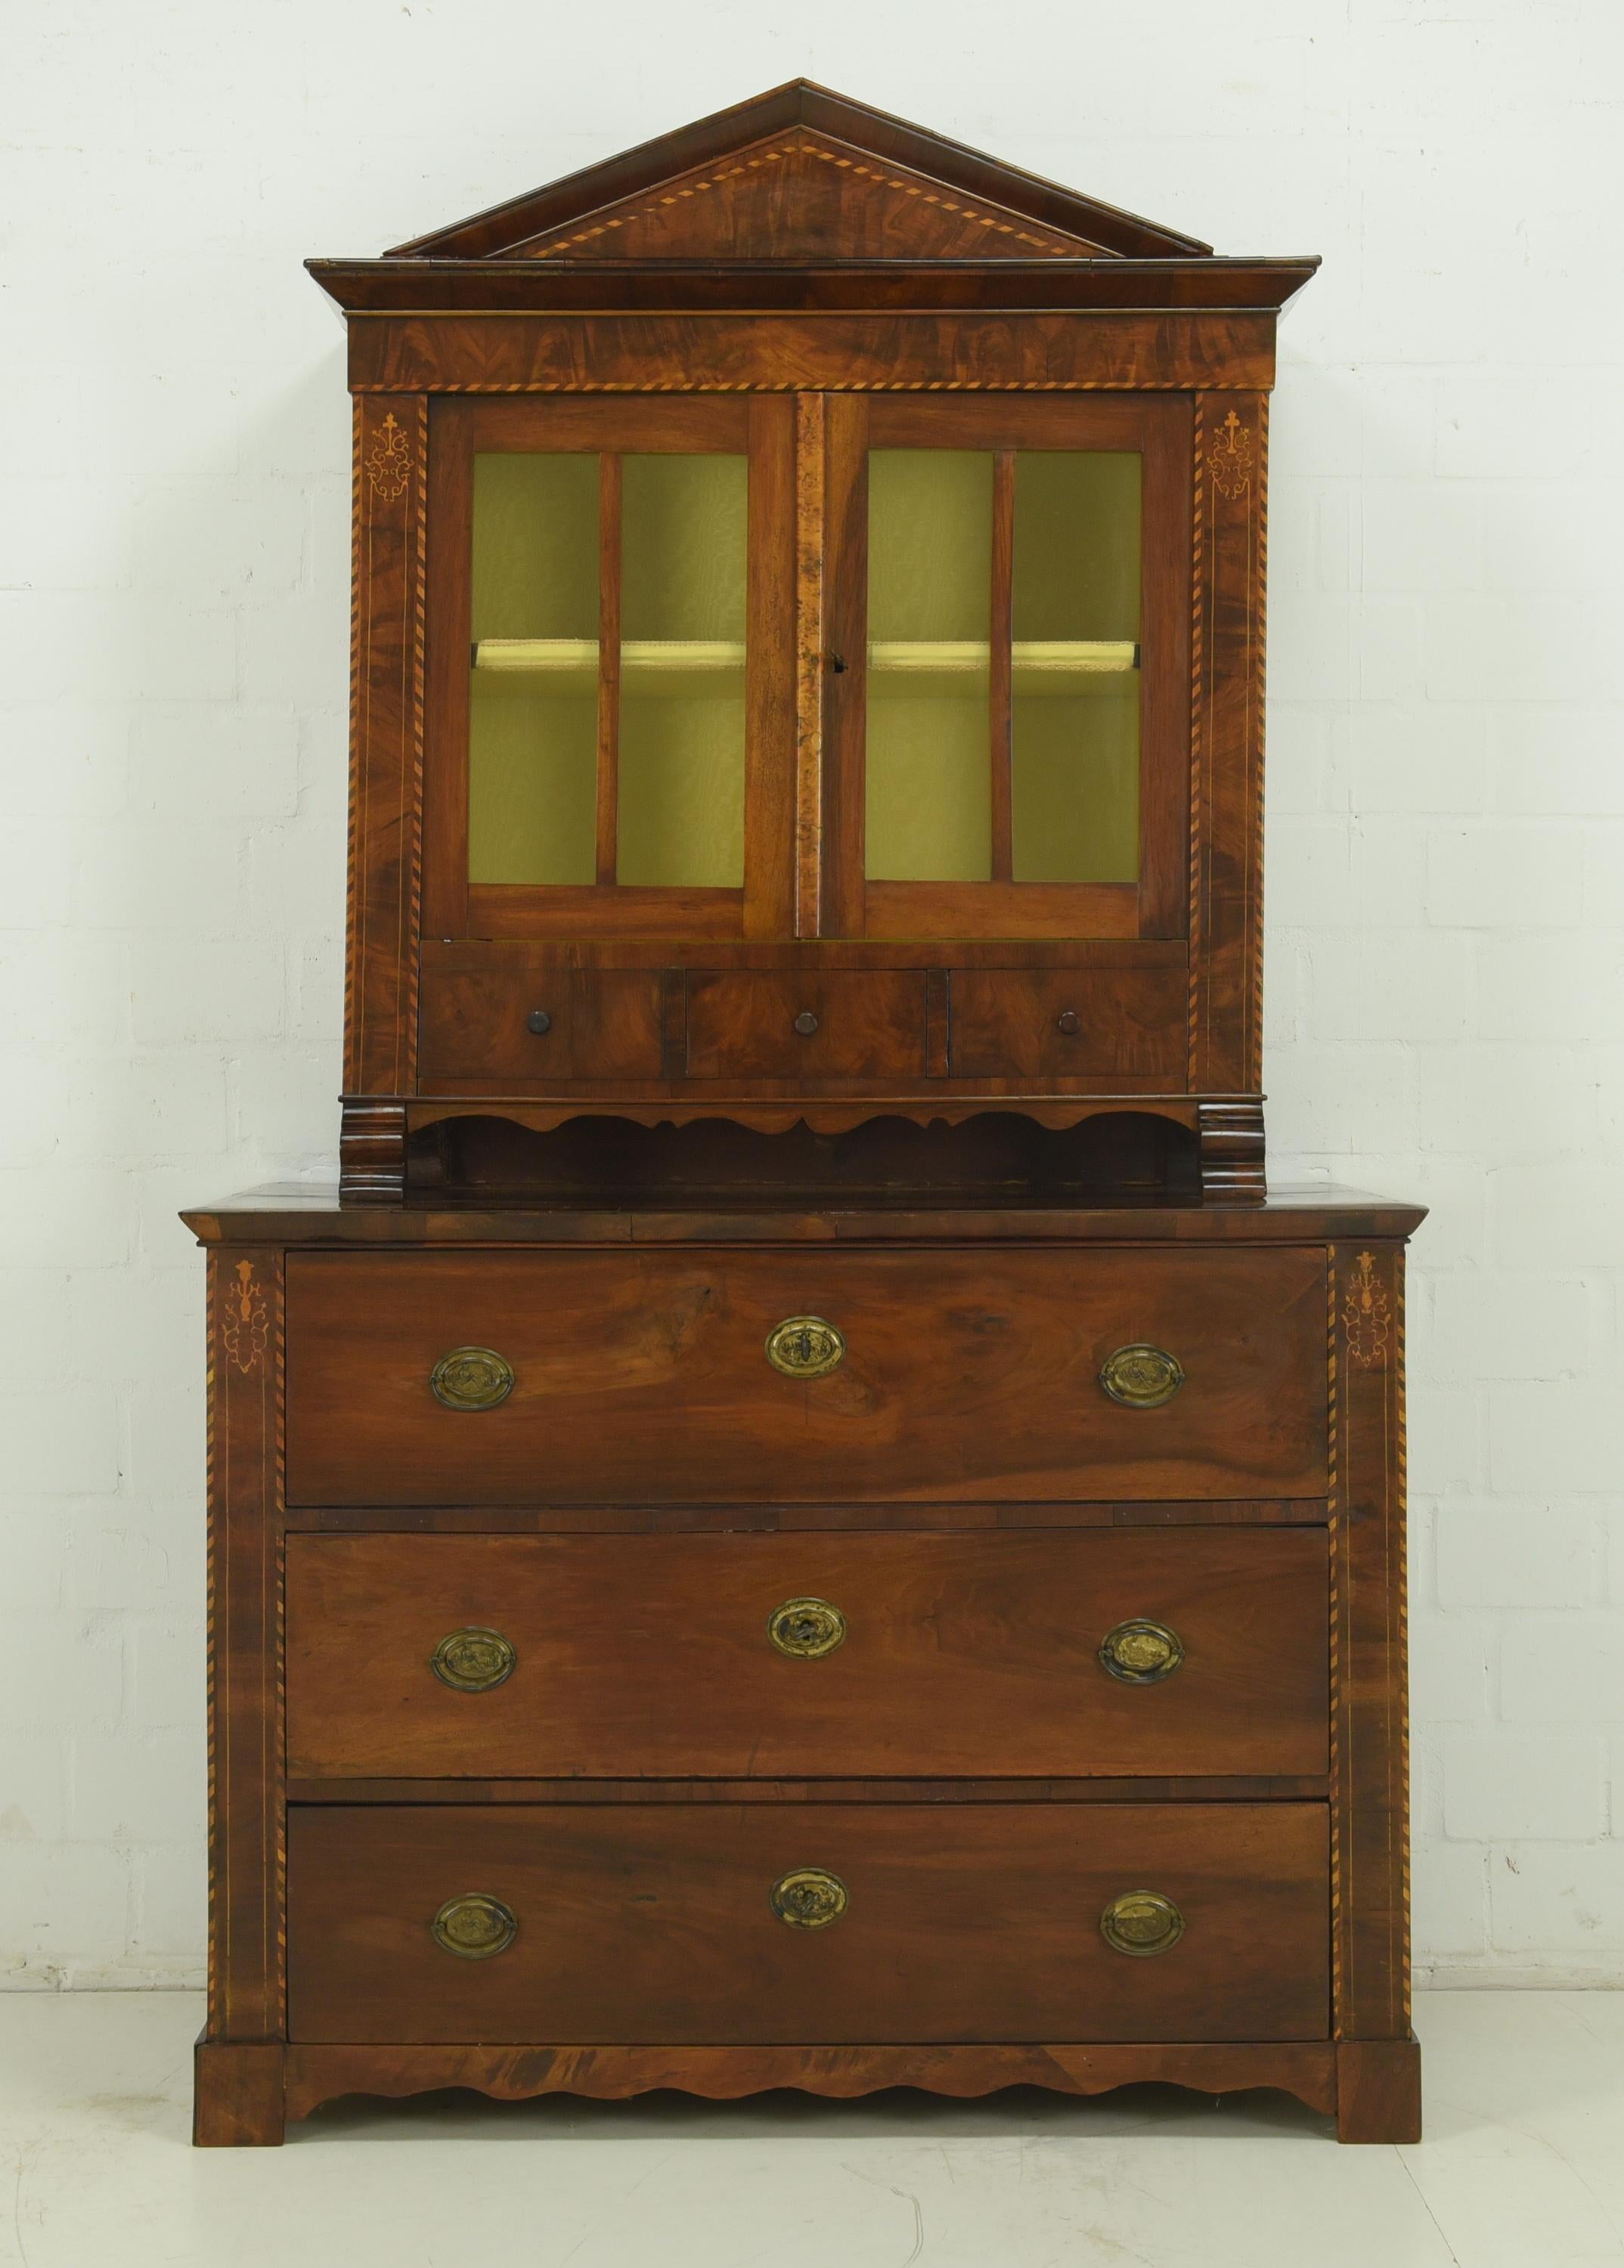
(309, 81, 1317, 1203)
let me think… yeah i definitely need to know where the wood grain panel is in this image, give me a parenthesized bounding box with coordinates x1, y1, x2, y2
(349, 312, 1279, 396)
(287, 1802, 1330, 2045)
(283, 2038, 1339, 2121)
(282, 1245, 1330, 1506)
(683, 970, 926, 1079)
(418, 963, 666, 1083)
(949, 967, 1185, 1083)
(285, 1527, 1329, 1780)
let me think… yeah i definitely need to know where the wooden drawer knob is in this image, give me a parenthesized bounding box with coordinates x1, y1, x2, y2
(1098, 1619, 1183, 1684)
(1100, 1890, 1184, 1957)
(1098, 1343, 1185, 1409)
(429, 1346, 515, 1411)
(1055, 1009, 1081, 1036)
(765, 1315, 846, 1379)
(430, 1626, 517, 1692)
(770, 1867, 849, 1929)
(430, 1893, 518, 1960)
(793, 1009, 820, 1036)
(767, 1597, 848, 1659)
(525, 1009, 553, 1035)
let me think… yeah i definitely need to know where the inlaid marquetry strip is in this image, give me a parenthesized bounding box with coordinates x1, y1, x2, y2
(206, 1250, 286, 2041)
(515, 134, 1092, 262)
(793, 392, 828, 937)
(1329, 1239, 1410, 2043)
(1188, 389, 1267, 1098)
(346, 395, 428, 1098)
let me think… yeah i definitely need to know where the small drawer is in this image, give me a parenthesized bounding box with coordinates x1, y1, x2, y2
(284, 1246, 1330, 1507)
(949, 967, 1185, 1083)
(683, 970, 925, 1079)
(419, 959, 666, 1083)
(286, 1528, 1329, 1780)
(287, 1801, 1331, 2045)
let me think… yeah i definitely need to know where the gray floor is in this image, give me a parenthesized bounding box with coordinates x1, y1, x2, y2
(2, 1991, 1622, 2265)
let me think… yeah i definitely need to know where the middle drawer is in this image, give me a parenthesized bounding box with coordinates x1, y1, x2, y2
(285, 1529, 1328, 1780)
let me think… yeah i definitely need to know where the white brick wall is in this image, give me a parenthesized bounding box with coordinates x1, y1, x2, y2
(2, 0, 1620, 1988)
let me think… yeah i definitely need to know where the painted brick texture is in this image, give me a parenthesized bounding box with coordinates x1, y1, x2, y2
(2, 1, 1621, 1987)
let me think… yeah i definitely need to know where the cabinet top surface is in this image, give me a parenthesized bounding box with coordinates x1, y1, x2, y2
(308, 79, 1319, 317)
(181, 1182, 1424, 1247)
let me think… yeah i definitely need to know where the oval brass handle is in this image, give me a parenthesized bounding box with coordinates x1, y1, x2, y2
(768, 1597, 847, 1659)
(1099, 1343, 1184, 1409)
(770, 1867, 849, 1929)
(525, 1008, 552, 1035)
(430, 1892, 519, 1960)
(1056, 1009, 1081, 1036)
(1100, 1890, 1185, 1958)
(1099, 1619, 1183, 1684)
(765, 1315, 845, 1379)
(431, 1626, 517, 1692)
(793, 1009, 819, 1036)
(429, 1346, 515, 1411)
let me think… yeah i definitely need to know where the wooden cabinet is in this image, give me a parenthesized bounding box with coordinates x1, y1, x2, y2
(188, 81, 1421, 2152)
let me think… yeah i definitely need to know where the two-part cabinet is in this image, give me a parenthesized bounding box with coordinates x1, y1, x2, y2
(190, 81, 1421, 2146)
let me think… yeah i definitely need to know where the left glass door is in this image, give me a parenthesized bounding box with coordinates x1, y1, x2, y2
(425, 397, 795, 942)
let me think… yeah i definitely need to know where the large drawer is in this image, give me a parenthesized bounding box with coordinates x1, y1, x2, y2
(286, 1801, 1330, 2044)
(286, 1529, 1329, 1780)
(283, 1247, 1328, 1506)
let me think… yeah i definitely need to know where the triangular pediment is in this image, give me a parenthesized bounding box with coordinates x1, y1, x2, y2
(387, 81, 1211, 265)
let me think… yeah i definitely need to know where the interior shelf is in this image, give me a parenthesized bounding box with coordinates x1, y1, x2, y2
(473, 637, 1140, 692)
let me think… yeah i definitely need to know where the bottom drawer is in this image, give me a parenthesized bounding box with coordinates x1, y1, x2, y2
(287, 1802, 1329, 2045)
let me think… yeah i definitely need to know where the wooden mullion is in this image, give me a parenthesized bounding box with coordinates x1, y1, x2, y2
(595, 454, 621, 888)
(990, 449, 1016, 883)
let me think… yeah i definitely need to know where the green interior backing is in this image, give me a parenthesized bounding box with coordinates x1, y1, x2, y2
(1011, 451, 1141, 885)
(466, 451, 747, 890)
(863, 448, 1143, 891)
(616, 454, 747, 890)
(865, 451, 993, 882)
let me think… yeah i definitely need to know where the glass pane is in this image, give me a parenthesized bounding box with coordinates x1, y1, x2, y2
(864, 451, 993, 882)
(468, 453, 599, 885)
(616, 454, 747, 889)
(1011, 451, 1141, 884)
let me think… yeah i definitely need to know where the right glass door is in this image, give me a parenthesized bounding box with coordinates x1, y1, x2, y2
(826, 395, 1190, 942)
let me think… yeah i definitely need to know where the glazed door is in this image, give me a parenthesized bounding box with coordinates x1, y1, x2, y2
(423, 395, 795, 942)
(817, 395, 1192, 941)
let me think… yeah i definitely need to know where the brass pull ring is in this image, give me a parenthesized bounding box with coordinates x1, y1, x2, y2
(430, 1893, 519, 1960)
(1098, 1619, 1183, 1685)
(765, 1315, 845, 1380)
(770, 1867, 849, 1929)
(430, 1626, 517, 1692)
(1099, 1343, 1184, 1409)
(1101, 1890, 1185, 1957)
(429, 1346, 515, 1411)
(768, 1597, 847, 1659)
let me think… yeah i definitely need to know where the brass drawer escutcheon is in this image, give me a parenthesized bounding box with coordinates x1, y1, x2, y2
(765, 1315, 846, 1380)
(430, 1626, 517, 1692)
(770, 1867, 849, 1929)
(1100, 1890, 1185, 1957)
(429, 1346, 515, 1411)
(1098, 1619, 1184, 1685)
(767, 1597, 848, 1659)
(1098, 1343, 1185, 1409)
(430, 1892, 519, 1960)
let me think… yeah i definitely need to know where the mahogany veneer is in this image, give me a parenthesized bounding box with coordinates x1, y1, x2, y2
(188, 82, 1420, 2150)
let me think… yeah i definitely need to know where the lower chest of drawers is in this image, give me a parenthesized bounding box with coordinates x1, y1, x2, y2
(195, 1216, 1416, 2143)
